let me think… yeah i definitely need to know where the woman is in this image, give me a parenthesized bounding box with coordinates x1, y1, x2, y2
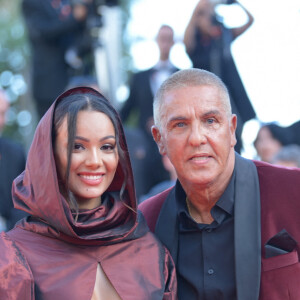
(254, 123, 293, 163)
(0, 87, 177, 299)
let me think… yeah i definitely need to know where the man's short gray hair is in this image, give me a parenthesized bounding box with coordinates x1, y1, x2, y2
(153, 68, 232, 129)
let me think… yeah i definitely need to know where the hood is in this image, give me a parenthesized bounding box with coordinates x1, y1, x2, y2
(12, 87, 143, 245)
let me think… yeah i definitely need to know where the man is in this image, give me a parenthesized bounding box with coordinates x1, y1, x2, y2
(120, 25, 179, 197)
(0, 90, 26, 231)
(139, 68, 300, 299)
(120, 24, 178, 136)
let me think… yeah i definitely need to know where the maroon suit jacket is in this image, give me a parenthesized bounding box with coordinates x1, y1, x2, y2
(139, 154, 300, 300)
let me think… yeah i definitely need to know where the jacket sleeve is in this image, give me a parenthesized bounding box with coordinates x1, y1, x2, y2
(163, 247, 177, 300)
(0, 232, 35, 300)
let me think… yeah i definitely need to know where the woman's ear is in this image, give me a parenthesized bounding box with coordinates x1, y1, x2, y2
(151, 125, 166, 155)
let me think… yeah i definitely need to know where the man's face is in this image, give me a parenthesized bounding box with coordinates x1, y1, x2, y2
(152, 85, 237, 189)
(156, 26, 174, 59)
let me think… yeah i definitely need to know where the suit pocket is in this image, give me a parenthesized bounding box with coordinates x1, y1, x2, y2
(262, 249, 299, 272)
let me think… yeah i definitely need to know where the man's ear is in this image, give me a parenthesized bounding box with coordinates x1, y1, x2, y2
(230, 114, 237, 147)
(152, 125, 166, 155)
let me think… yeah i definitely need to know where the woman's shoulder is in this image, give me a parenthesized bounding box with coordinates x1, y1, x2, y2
(0, 232, 35, 299)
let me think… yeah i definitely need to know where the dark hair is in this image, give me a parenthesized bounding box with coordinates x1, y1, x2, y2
(52, 90, 129, 217)
(254, 123, 293, 147)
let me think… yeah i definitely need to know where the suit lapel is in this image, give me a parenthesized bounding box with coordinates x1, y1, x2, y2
(234, 154, 261, 300)
(154, 188, 179, 263)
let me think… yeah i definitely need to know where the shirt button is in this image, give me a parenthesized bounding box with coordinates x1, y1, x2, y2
(208, 269, 214, 275)
(206, 228, 212, 233)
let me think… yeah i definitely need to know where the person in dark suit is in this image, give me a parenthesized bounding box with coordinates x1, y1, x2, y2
(120, 25, 179, 195)
(21, 0, 90, 119)
(0, 90, 26, 231)
(139, 68, 300, 299)
(120, 25, 178, 136)
(184, 0, 256, 153)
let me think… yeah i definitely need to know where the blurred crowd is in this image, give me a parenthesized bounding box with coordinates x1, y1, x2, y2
(254, 122, 300, 167)
(0, 0, 299, 230)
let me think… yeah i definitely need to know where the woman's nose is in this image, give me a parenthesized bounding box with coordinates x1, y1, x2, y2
(86, 148, 102, 168)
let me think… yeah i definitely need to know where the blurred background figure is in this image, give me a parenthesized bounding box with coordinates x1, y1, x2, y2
(183, 0, 256, 153)
(21, 0, 95, 119)
(253, 123, 293, 163)
(0, 89, 27, 232)
(66, 74, 100, 91)
(123, 126, 152, 200)
(272, 144, 300, 168)
(120, 25, 179, 197)
(139, 155, 177, 203)
(120, 24, 178, 136)
(287, 120, 300, 147)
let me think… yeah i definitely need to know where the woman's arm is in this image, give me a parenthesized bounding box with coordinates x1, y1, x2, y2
(184, 0, 216, 54)
(231, 0, 254, 39)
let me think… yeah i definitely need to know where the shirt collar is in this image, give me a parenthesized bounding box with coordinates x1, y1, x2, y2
(176, 170, 235, 229)
(153, 60, 173, 71)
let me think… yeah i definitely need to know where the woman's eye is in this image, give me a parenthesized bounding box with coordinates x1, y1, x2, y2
(101, 144, 115, 151)
(74, 143, 84, 150)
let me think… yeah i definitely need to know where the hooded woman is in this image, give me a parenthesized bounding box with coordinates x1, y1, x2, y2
(0, 87, 177, 300)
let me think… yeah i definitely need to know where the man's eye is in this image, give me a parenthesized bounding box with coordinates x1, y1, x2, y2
(175, 122, 186, 128)
(206, 118, 215, 124)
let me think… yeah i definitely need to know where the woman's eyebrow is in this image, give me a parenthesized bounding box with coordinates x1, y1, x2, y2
(75, 135, 116, 142)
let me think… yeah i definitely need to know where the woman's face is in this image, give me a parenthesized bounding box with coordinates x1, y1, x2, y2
(254, 126, 282, 163)
(54, 110, 119, 209)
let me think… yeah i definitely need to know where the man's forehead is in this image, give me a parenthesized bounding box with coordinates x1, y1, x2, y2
(162, 85, 221, 106)
(164, 84, 218, 96)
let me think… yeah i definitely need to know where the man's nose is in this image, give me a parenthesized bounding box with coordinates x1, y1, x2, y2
(188, 123, 207, 147)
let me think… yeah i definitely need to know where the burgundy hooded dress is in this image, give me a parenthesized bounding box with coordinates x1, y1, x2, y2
(0, 88, 177, 300)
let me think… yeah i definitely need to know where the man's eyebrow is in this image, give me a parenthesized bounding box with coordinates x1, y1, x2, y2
(167, 110, 221, 122)
(167, 116, 187, 123)
(203, 110, 221, 117)
(75, 135, 116, 142)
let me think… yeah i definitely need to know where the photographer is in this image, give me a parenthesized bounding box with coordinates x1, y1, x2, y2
(184, 0, 256, 153)
(22, 0, 90, 119)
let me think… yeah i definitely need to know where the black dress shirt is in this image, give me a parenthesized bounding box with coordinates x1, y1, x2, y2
(176, 172, 236, 300)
